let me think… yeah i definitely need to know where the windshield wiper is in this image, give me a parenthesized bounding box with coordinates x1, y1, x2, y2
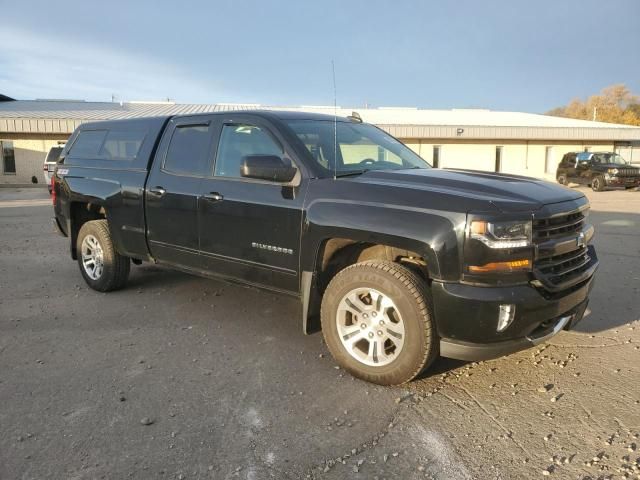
(334, 169, 368, 178)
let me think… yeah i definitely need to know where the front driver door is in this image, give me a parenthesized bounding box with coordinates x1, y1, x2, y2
(563, 153, 578, 183)
(145, 116, 215, 268)
(197, 117, 307, 293)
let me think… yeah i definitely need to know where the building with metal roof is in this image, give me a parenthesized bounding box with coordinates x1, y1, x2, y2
(1, 98, 639, 185)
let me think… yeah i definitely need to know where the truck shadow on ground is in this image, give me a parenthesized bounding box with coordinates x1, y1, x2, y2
(123, 203, 639, 375)
(575, 209, 640, 332)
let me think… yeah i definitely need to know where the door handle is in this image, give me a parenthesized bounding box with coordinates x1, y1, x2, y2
(149, 186, 166, 197)
(203, 192, 224, 202)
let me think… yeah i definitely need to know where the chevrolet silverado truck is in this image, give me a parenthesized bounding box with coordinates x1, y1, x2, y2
(52, 111, 598, 385)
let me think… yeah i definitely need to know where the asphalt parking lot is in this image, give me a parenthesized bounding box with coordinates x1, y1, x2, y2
(1, 186, 639, 480)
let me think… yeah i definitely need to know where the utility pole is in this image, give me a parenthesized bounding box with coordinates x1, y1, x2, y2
(592, 107, 597, 121)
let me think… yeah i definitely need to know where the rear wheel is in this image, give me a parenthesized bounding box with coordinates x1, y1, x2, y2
(321, 261, 438, 385)
(77, 220, 130, 292)
(591, 175, 605, 192)
(557, 174, 568, 186)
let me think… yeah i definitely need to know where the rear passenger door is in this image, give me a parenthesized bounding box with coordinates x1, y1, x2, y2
(575, 153, 592, 185)
(197, 116, 307, 293)
(145, 116, 215, 268)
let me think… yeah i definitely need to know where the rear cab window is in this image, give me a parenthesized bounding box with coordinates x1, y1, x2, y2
(99, 130, 147, 160)
(68, 129, 146, 161)
(69, 130, 108, 158)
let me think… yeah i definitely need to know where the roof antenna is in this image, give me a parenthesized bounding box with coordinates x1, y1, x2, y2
(332, 60, 338, 180)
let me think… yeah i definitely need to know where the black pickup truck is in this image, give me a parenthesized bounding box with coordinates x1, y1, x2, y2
(52, 111, 598, 385)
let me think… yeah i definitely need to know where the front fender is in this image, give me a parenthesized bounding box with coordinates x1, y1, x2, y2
(301, 198, 464, 281)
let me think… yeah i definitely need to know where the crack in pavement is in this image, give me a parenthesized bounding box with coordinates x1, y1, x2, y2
(438, 391, 468, 411)
(304, 410, 396, 478)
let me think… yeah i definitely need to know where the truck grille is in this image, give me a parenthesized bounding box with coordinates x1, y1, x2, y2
(532, 206, 596, 294)
(534, 246, 592, 287)
(617, 168, 639, 177)
(532, 209, 586, 241)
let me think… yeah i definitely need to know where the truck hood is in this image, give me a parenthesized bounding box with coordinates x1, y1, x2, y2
(347, 168, 585, 213)
(599, 163, 640, 170)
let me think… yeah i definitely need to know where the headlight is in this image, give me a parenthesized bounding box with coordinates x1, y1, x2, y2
(608, 168, 619, 175)
(464, 216, 533, 282)
(468, 220, 532, 249)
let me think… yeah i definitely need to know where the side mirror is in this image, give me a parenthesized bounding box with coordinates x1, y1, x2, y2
(577, 160, 590, 168)
(241, 155, 297, 183)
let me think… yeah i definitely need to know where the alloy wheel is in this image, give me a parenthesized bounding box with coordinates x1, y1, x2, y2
(336, 287, 405, 367)
(81, 234, 104, 280)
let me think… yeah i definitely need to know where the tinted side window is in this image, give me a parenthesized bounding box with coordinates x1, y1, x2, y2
(562, 153, 576, 166)
(99, 130, 146, 160)
(45, 146, 64, 163)
(163, 124, 212, 176)
(215, 124, 283, 178)
(69, 130, 107, 157)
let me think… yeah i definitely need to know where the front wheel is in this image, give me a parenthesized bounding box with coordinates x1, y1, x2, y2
(321, 261, 438, 385)
(76, 220, 130, 292)
(591, 175, 606, 192)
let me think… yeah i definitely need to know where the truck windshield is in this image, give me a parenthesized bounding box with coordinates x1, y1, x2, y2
(286, 120, 431, 177)
(591, 153, 628, 165)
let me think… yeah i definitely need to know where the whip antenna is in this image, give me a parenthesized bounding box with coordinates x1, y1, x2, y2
(332, 60, 337, 180)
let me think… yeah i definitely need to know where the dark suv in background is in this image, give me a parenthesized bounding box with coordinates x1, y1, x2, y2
(556, 151, 640, 191)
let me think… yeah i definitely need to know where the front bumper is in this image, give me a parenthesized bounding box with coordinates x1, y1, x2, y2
(432, 270, 595, 361)
(605, 175, 640, 187)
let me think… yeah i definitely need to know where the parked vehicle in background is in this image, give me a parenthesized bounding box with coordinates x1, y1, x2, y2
(556, 151, 640, 191)
(43, 144, 65, 193)
(52, 111, 598, 385)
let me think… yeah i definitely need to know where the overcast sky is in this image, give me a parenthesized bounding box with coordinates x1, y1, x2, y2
(1, 0, 639, 112)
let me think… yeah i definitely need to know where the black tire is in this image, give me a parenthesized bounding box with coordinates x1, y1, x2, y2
(320, 261, 438, 385)
(591, 175, 605, 192)
(76, 220, 130, 292)
(557, 175, 568, 186)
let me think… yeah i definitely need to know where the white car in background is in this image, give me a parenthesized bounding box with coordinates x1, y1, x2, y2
(43, 144, 65, 193)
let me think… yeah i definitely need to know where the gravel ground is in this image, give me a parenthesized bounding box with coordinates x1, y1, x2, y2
(0, 186, 638, 480)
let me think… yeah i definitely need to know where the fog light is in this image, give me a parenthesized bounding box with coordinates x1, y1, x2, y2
(497, 304, 515, 332)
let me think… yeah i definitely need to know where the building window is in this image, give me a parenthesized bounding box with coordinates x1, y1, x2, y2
(1, 141, 16, 174)
(433, 145, 441, 168)
(495, 146, 503, 173)
(545, 146, 555, 174)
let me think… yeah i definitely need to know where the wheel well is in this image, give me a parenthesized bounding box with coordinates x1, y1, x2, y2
(301, 238, 430, 334)
(70, 202, 107, 259)
(318, 238, 430, 292)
